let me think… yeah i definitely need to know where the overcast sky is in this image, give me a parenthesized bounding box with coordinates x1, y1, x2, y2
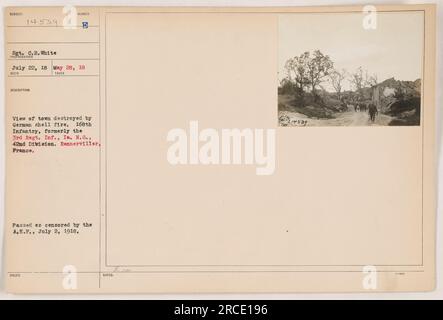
(279, 11, 424, 91)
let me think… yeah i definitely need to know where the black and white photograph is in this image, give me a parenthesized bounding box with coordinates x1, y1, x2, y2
(278, 11, 423, 127)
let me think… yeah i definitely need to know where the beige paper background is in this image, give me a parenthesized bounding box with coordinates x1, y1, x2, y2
(4, 5, 436, 293)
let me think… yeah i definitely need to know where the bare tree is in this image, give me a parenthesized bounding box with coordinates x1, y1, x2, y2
(284, 52, 311, 101)
(283, 50, 334, 104)
(306, 50, 334, 98)
(349, 66, 364, 94)
(285, 53, 310, 92)
(329, 68, 347, 101)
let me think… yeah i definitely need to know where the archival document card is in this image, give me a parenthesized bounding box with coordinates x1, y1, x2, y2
(4, 5, 437, 293)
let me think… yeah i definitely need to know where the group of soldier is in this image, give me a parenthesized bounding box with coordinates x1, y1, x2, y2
(346, 101, 379, 122)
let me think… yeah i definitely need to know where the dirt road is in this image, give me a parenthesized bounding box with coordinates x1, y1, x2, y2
(279, 110, 393, 127)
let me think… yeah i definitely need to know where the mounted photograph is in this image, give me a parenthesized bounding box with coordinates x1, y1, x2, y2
(278, 11, 423, 127)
